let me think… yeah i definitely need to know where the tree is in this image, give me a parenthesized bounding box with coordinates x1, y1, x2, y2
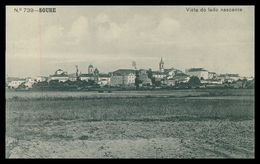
(154, 80, 161, 87)
(17, 82, 26, 90)
(135, 70, 142, 88)
(188, 76, 201, 86)
(88, 79, 95, 86)
(200, 77, 204, 81)
(151, 77, 156, 85)
(242, 78, 248, 83)
(49, 80, 60, 88)
(147, 68, 153, 79)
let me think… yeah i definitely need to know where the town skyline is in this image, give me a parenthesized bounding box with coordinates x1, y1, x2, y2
(6, 6, 254, 78)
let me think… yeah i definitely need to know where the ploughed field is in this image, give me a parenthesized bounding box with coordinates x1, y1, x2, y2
(6, 90, 254, 158)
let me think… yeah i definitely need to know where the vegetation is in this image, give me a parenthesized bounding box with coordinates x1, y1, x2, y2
(6, 90, 254, 158)
(135, 70, 142, 88)
(188, 76, 201, 87)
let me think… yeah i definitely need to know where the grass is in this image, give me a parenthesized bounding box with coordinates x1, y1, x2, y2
(6, 97, 254, 128)
(5, 90, 254, 158)
(5, 98, 255, 158)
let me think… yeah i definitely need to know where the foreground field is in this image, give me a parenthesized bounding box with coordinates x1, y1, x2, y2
(6, 95, 254, 158)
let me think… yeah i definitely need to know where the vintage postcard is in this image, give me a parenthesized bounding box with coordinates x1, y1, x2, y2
(6, 6, 254, 158)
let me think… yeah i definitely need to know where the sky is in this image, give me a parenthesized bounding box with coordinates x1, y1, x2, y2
(6, 6, 254, 78)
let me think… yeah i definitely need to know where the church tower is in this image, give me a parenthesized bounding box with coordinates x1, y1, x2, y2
(88, 64, 94, 74)
(159, 57, 164, 72)
(94, 68, 99, 82)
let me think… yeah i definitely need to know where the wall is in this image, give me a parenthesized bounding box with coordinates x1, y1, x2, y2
(8, 80, 26, 88)
(51, 76, 69, 82)
(80, 76, 94, 81)
(110, 76, 123, 86)
(187, 71, 208, 79)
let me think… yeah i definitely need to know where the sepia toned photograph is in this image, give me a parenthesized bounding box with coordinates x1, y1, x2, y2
(6, 5, 254, 158)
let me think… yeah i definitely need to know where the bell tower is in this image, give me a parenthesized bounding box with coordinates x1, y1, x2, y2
(88, 64, 94, 74)
(159, 57, 164, 72)
(94, 68, 99, 82)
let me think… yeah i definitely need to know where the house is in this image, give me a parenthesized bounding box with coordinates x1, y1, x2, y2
(8, 78, 26, 89)
(49, 69, 69, 82)
(36, 76, 48, 82)
(208, 72, 217, 79)
(171, 73, 190, 83)
(152, 71, 166, 79)
(79, 64, 101, 83)
(217, 73, 242, 83)
(110, 75, 123, 86)
(98, 74, 111, 85)
(152, 58, 183, 80)
(185, 68, 209, 80)
(24, 77, 35, 88)
(6, 76, 19, 87)
(164, 68, 182, 79)
(80, 74, 94, 81)
(110, 69, 136, 86)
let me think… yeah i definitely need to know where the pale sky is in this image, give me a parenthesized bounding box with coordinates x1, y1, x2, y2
(6, 6, 254, 78)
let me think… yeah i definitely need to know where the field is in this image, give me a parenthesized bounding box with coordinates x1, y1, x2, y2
(6, 89, 254, 158)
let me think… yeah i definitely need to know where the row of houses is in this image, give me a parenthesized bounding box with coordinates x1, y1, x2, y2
(6, 57, 253, 88)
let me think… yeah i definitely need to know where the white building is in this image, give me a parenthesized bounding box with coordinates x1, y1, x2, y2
(24, 77, 35, 88)
(8, 79, 26, 89)
(185, 68, 209, 80)
(36, 76, 48, 82)
(49, 69, 69, 82)
(98, 74, 111, 85)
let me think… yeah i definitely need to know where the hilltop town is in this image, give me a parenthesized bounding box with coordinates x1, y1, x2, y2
(6, 57, 254, 91)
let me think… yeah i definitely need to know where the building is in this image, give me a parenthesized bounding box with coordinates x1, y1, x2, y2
(79, 64, 110, 85)
(110, 75, 123, 86)
(164, 68, 183, 79)
(49, 69, 69, 82)
(88, 64, 94, 74)
(80, 74, 94, 81)
(24, 77, 35, 88)
(159, 57, 164, 72)
(94, 68, 99, 82)
(152, 71, 166, 79)
(98, 74, 111, 85)
(171, 73, 190, 83)
(80, 64, 96, 81)
(36, 76, 48, 82)
(152, 58, 183, 80)
(217, 73, 242, 82)
(8, 78, 26, 89)
(6, 77, 19, 86)
(110, 69, 136, 86)
(208, 72, 217, 79)
(185, 68, 209, 80)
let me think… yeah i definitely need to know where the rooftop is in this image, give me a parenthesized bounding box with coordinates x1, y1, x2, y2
(175, 73, 189, 77)
(80, 74, 94, 77)
(99, 74, 110, 77)
(152, 71, 167, 75)
(50, 73, 69, 77)
(113, 69, 136, 75)
(188, 68, 208, 72)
